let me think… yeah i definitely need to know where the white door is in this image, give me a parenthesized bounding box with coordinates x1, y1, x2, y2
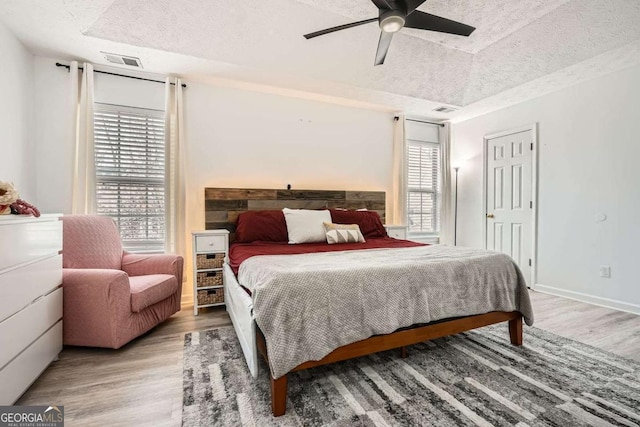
(485, 129, 533, 283)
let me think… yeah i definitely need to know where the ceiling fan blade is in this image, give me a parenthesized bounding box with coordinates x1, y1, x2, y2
(371, 0, 393, 10)
(304, 17, 378, 39)
(403, 0, 428, 14)
(404, 10, 475, 36)
(374, 31, 394, 66)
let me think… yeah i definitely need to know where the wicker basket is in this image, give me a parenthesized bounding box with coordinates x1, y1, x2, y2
(197, 271, 223, 288)
(197, 288, 224, 305)
(196, 253, 225, 269)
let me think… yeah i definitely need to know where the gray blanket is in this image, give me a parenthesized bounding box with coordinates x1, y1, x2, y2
(238, 245, 534, 378)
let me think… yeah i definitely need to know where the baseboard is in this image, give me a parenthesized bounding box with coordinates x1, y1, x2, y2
(533, 284, 640, 316)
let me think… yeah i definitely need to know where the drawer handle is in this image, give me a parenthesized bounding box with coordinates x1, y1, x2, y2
(209, 242, 214, 246)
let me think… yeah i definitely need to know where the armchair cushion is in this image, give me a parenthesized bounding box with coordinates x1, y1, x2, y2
(122, 252, 184, 284)
(129, 274, 178, 313)
(62, 215, 123, 269)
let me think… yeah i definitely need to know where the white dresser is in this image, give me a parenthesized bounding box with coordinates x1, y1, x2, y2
(0, 214, 63, 404)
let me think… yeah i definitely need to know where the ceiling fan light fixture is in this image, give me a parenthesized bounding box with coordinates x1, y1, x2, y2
(380, 12, 405, 33)
(303, 1, 476, 66)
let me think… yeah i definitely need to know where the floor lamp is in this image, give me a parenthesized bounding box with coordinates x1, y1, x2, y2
(454, 167, 460, 246)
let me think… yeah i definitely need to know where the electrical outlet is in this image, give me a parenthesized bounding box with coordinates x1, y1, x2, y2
(599, 266, 611, 278)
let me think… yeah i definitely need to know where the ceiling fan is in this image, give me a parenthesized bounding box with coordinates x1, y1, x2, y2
(303, 0, 475, 66)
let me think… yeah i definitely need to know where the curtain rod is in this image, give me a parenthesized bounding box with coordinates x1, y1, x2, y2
(55, 62, 187, 88)
(394, 116, 445, 127)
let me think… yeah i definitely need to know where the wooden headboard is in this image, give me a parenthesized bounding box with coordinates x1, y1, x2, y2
(204, 188, 386, 241)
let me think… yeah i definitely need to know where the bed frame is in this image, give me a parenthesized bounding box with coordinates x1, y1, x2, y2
(224, 261, 524, 417)
(260, 313, 522, 416)
(210, 187, 524, 417)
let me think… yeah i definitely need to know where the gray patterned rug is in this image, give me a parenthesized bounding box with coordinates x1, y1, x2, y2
(182, 325, 640, 426)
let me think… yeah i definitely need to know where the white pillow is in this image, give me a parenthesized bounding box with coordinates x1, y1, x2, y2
(282, 208, 332, 244)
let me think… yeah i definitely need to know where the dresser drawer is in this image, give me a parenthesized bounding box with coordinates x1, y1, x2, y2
(195, 235, 227, 253)
(0, 217, 61, 272)
(0, 320, 62, 405)
(386, 227, 407, 240)
(0, 288, 62, 369)
(0, 255, 62, 322)
(387, 229, 406, 239)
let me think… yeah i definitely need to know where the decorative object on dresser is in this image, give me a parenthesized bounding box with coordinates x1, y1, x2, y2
(384, 224, 408, 240)
(0, 181, 41, 217)
(61, 215, 184, 348)
(0, 181, 19, 214)
(0, 214, 62, 404)
(192, 229, 229, 315)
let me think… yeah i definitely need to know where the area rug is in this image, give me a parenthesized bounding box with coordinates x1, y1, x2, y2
(182, 325, 640, 426)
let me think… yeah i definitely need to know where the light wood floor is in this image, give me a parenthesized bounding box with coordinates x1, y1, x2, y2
(526, 291, 640, 361)
(17, 290, 640, 426)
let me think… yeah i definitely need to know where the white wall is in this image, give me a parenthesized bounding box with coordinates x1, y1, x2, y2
(94, 73, 165, 111)
(183, 82, 394, 300)
(33, 57, 74, 213)
(452, 63, 640, 314)
(0, 20, 34, 202)
(31, 63, 394, 301)
(184, 82, 393, 220)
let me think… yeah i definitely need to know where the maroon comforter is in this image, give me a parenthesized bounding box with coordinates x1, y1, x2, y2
(228, 237, 425, 275)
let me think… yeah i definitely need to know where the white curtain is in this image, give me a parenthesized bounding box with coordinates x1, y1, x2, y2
(164, 78, 187, 256)
(71, 62, 96, 214)
(439, 122, 455, 245)
(391, 115, 407, 225)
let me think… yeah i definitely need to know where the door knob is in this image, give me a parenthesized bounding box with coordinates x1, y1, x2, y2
(486, 213, 495, 219)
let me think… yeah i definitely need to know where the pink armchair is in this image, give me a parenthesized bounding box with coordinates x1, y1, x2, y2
(61, 215, 184, 348)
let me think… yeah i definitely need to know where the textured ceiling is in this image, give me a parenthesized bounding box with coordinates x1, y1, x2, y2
(0, 0, 639, 119)
(293, 0, 573, 54)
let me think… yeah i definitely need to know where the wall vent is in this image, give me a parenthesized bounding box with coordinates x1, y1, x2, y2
(433, 106, 457, 113)
(101, 52, 143, 68)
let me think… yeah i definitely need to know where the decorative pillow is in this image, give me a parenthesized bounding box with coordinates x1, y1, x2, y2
(235, 210, 288, 243)
(283, 208, 332, 244)
(323, 222, 365, 244)
(329, 209, 387, 239)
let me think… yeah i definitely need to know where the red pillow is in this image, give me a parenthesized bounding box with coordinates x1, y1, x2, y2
(329, 209, 387, 239)
(235, 210, 289, 243)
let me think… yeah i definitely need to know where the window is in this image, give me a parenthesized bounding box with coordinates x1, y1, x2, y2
(94, 103, 166, 252)
(406, 122, 441, 236)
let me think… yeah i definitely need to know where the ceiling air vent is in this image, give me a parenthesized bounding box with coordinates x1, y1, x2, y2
(101, 52, 143, 68)
(433, 106, 458, 113)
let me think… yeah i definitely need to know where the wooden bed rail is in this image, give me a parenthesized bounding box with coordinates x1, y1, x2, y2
(257, 311, 523, 416)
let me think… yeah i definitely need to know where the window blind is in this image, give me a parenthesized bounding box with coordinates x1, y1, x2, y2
(94, 103, 166, 252)
(407, 140, 441, 234)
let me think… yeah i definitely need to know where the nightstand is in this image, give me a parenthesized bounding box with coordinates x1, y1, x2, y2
(192, 230, 229, 315)
(385, 225, 408, 240)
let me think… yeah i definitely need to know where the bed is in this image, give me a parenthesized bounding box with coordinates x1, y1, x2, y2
(208, 187, 534, 417)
